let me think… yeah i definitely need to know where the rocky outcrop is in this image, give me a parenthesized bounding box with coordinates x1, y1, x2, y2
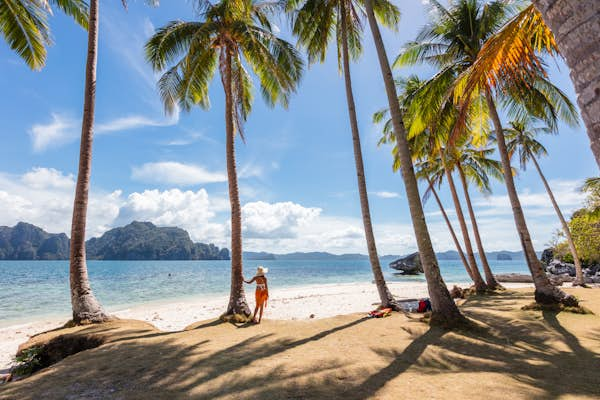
(541, 256, 600, 285)
(389, 252, 423, 275)
(0, 221, 229, 261)
(540, 248, 554, 266)
(0, 223, 69, 260)
(86, 221, 229, 260)
(496, 252, 512, 261)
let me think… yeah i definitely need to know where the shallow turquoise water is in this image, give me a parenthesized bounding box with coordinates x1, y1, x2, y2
(0, 258, 529, 326)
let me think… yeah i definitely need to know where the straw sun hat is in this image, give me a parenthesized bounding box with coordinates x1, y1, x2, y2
(256, 266, 269, 276)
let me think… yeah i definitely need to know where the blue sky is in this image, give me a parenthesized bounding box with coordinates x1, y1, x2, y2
(0, 0, 596, 254)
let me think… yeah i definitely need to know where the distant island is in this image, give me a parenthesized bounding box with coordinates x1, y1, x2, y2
(0, 221, 229, 261)
(243, 249, 526, 261)
(0, 221, 527, 262)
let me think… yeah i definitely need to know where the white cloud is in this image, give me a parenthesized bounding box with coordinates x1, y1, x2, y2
(131, 162, 228, 186)
(371, 191, 400, 199)
(474, 179, 584, 218)
(0, 168, 122, 237)
(0, 168, 588, 255)
(242, 201, 321, 239)
(96, 111, 179, 134)
(29, 111, 180, 152)
(29, 114, 78, 152)
(114, 188, 228, 244)
(21, 167, 75, 190)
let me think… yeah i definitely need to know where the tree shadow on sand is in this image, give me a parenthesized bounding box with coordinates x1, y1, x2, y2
(1, 294, 599, 400)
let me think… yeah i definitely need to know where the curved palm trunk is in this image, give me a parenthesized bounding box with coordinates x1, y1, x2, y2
(456, 162, 501, 290)
(485, 88, 575, 305)
(529, 152, 585, 285)
(340, 6, 398, 310)
(442, 157, 487, 291)
(532, 0, 600, 168)
(364, 0, 467, 328)
(223, 50, 251, 318)
(427, 178, 474, 281)
(69, 0, 108, 324)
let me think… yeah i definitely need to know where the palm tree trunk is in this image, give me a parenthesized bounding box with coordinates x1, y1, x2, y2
(364, 0, 467, 328)
(441, 156, 487, 291)
(69, 0, 108, 324)
(532, 0, 600, 168)
(223, 50, 251, 318)
(427, 178, 474, 281)
(529, 152, 585, 285)
(456, 162, 501, 290)
(340, 4, 398, 310)
(484, 88, 576, 305)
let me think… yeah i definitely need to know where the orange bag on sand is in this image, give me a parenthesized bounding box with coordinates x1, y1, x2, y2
(368, 308, 392, 318)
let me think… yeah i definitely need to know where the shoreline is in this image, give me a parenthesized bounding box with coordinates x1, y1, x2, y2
(0, 280, 532, 372)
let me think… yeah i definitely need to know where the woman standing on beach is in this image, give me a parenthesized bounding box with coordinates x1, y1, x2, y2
(244, 267, 269, 324)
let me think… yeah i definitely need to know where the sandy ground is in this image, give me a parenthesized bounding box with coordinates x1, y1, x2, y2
(0, 281, 531, 373)
(1, 287, 598, 399)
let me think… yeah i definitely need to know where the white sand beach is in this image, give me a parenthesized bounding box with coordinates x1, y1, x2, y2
(0, 281, 532, 372)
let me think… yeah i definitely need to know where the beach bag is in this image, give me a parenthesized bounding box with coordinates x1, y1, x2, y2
(417, 299, 432, 313)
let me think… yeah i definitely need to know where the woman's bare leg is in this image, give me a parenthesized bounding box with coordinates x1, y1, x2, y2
(258, 305, 264, 323)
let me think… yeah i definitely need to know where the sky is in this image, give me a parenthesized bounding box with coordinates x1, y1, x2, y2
(0, 0, 597, 255)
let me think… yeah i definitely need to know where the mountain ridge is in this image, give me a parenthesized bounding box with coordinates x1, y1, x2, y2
(0, 221, 229, 260)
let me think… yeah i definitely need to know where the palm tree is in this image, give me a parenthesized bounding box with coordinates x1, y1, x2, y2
(505, 117, 585, 286)
(532, 1, 600, 168)
(364, 1, 467, 327)
(413, 156, 475, 282)
(70, 0, 159, 324)
(398, 0, 578, 306)
(146, 0, 303, 319)
(0, 0, 88, 69)
(377, 74, 489, 291)
(288, 0, 400, 309)
(453, 146, 504, 289)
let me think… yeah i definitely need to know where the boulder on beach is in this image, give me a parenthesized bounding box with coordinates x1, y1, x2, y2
(389, 252, 423, 275)
(540, 248, 554, 266)
(547, 260, 576, 277)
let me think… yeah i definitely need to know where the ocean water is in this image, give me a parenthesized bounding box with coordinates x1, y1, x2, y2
(0, 259, 529, 326)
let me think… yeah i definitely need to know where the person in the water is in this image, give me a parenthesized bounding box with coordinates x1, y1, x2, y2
(244, 266, 269, 324)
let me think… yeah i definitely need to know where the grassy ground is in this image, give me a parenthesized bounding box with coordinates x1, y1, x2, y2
(1, 288, 599, 400)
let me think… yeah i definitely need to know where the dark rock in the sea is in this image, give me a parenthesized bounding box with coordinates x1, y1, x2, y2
(389, 252, 423, 275)
(0, 222, 69, 260)
(547, 260, 576, 277)
(540, 248, 554, 266)
(496, 252, 512, 261)
(495, 273, 533, 283)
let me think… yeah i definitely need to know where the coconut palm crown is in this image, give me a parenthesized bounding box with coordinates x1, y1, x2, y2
(0, 0, 89, 69)
(146, 0, 303, 317)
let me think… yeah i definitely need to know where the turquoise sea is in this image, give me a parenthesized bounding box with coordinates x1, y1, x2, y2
(0, 259, 529, 327)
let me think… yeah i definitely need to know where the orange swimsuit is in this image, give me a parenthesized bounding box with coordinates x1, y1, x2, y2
(255, 281, 268, 308)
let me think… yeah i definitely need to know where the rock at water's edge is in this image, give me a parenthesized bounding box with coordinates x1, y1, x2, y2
(389, 252, 423, 275)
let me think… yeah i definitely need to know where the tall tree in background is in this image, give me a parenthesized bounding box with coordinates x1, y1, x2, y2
(70, 0, 158, 324)
(0, 0, 88, 69)
(505, 117, 585, 285)
(532, 1, 600, 168)
(147, 0, 303, 319)
(453, 146, 504, 289)
(288, 0, 400, 309)
(400, 0, 578, 306)
(364, 0, 467, 327)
